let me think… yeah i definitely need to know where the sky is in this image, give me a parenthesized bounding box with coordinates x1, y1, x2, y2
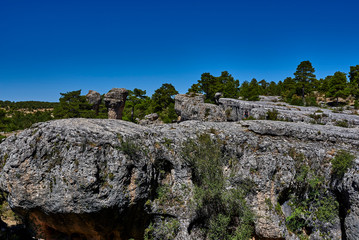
(0, 0, 359, 102)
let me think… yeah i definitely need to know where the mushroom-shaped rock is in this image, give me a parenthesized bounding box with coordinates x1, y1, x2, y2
(86, 90, 101, 114)
(104, 88, 128, 119)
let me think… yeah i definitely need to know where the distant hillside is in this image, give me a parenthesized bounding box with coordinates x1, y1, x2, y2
(0, 100, 58, 110)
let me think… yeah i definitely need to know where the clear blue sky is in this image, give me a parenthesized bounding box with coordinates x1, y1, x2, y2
(1, 0, 358, 102)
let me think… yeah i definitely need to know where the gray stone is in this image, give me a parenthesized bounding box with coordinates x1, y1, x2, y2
(1, 118, 359, 239)
(259, 95, 282, 102)
(214, 92, 222, 105)
(174, 93, 226, 122)
(104, 88, 128, 119)
(86, 90, 101, 115)
(138, 113, 164, 125)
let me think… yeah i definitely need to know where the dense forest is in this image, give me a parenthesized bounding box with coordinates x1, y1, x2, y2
(1, 61, 359, 140)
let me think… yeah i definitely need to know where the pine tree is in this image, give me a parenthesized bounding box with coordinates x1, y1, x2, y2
(294, 61, 316, 99)
(349, 65, 359, 99)
(188, 71, 240, 103)
(327, 72, 349, 104)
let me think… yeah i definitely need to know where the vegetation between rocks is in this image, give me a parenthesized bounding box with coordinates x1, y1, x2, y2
(182, 133, 255, 240)
(284, 149, 339, 238)
(331, 150, 355, 178)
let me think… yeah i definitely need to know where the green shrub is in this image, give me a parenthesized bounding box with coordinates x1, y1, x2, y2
(275, 202, 283, 216)
(285, 150, 340, 236)
(144, 219, 180, 240)
(182, 134, 254, 239)
(354, 100, 359, 109)
(245, 116, 257, 120)
(208, 214, 231, 240)
(335, 120, 349, 128)
(144, 222, 155, 240)
(156, 184, 171, 205)
(305, 96, 318, 106)
(289, 95, 304, 106)
(266, 109, 279, 120)
(265, 198, 273, 211)
(118, 138, 140, 159)
(286, 207, 306, 233)
(331, 150, 355, 177)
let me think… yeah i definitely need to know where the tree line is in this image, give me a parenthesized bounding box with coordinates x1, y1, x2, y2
(52, 83, 179, 123)
(190, 62, 359, 108)
(0, 100, 58, 110)
(1, 61, 358, 136)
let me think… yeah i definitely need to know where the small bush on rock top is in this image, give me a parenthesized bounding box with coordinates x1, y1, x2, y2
(334, 119, 349, 128)
(266, 109, 279, 121)
(331, 150, 355, 178)
(118, 138, 140, 159)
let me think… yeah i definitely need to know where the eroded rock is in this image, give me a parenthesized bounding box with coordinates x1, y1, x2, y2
(104, 88, 128, 119)
(0, 119, 358, 239)
(174, 93, 226, 122)
(138, 113, 163, 125)
(86, 90, 101, 115)
(174, 93, 359, 128)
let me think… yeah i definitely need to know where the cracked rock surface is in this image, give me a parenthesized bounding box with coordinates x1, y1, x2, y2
(0, 118, 359, 239)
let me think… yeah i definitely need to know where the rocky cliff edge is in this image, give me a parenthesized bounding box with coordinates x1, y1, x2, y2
(0, 119, 359, 239)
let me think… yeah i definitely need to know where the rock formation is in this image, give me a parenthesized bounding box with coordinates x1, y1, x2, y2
(1, 118, 359, 239)
(138, 113, 163, 125)
(86, 90, 101, 115)
(214, 92, 222, 105)
(174, 93, 226, 122)
(175, 93, 359, 127)
(104, 88, 128, 119)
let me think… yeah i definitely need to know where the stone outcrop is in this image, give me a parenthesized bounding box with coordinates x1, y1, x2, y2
(174, 93, 226, 122)
(86, 90, 101, 114)
(174, 94, 359, 128)
(137, 113, 163, 125)
(104, 88, 128, 119)
(219, 98, 359, 126)
(1, 118, 359, 239)
(259, 95, 282, 102)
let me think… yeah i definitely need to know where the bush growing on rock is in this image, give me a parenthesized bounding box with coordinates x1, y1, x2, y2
(331, 150, 355, 178)
(182, 133, 254, 240)
(266, 109, 279, 121)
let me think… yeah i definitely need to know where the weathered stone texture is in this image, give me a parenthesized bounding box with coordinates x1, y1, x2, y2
(174, 94, 359, 128)
(86, 90, 102, 115)
(104, 88, 128, 119)
(174, 93, 226, 122)
(0, 118, 358, 239)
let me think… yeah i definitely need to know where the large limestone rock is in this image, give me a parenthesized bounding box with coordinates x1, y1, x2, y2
(104, 88, 128, 119)
(1, 119, 359, 239)
(220, 98, 359, 127)
(86, 90, 101, 115)
(174, 93, 359, 127)
(174, 93, 226, 122)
